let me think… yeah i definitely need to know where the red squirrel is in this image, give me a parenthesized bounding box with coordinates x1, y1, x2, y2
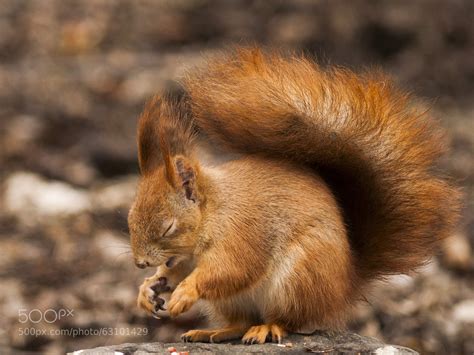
(128, 47, 461, 344)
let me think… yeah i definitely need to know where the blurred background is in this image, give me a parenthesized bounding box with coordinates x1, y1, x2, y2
(0, 1, 473, 354)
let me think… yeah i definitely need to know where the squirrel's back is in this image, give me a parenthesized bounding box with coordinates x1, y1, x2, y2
(182, 47, 462, 281)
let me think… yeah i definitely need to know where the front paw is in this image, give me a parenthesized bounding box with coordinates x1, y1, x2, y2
(137, 277, 170, 317)
(167, 281, 199, 317)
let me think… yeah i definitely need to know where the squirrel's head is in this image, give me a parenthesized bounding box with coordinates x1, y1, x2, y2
(128, 96, 202, 268)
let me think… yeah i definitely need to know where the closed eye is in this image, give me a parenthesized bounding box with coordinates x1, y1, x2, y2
(162, 219, 176, 238)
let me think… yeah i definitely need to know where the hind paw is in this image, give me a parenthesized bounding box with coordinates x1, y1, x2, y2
(242, 324, 286, 344)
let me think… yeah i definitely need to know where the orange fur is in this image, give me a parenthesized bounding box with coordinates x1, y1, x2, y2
(128, 47, 461, 344)
(183, 47, 462, 279)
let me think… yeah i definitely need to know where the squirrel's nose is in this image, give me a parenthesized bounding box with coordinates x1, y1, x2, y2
(135, 260, 149, 269)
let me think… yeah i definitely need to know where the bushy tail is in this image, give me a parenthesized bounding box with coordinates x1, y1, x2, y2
(182, 47, 461, 280)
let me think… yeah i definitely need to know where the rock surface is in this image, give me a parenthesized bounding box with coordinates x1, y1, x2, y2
(71, 332, 418, 354)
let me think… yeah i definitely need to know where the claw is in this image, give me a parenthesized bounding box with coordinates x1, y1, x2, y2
(151, 312, 161, 319)
(154, 297, 166, 312)
(151, 278, 171, 293)
(155, 303, 166, 311)
(157, 297, 165, 307)
(158, 276, 167, 285)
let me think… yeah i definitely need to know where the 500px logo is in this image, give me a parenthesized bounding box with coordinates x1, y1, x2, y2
(18, 308, 74, 324)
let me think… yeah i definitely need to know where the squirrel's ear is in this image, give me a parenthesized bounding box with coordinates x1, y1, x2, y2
(174, 156, 199, 203)
(137, 97, 161, 175)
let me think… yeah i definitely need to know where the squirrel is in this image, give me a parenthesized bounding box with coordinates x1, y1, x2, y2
(128, 47, 461, 344)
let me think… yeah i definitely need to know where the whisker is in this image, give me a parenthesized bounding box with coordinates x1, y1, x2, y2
(109, 251, 135, 266)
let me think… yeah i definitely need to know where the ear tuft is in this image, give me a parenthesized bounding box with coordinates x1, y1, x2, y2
(175, 157, 198, 203)
(137, 96, 162, 175)
(137, 94, 193, 179)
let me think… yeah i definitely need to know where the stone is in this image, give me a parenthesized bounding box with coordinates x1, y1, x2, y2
(452, 300, 474, 324)
(70, 331, 418, 354)
(3, 172, 91, 221)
